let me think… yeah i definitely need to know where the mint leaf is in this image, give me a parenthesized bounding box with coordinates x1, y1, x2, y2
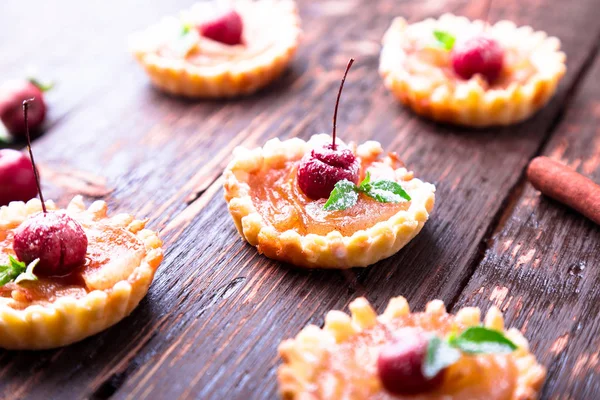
(181, 22, 193, 36)
(323, 171, 411, 211)
(433, 30, 456, 51)
(363, 180, 411, 203)
(171, 23, 198, 57)
(14, 259, 40, 284)
(449, 326, 518, 354)
(28, 77, 55, 92)
(323, 180, 359, 211)
(0, 256, 28, 286)
(424, 336, 461, 378)
(358, 171, 372, 189)
(359, 171, 411, 203)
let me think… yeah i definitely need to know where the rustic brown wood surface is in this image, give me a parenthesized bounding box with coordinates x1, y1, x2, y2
(0, 0, 599, 399)
(453, 53, 600, 398)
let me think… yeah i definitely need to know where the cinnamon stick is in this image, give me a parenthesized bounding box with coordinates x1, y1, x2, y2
(527, 156, 600, 225)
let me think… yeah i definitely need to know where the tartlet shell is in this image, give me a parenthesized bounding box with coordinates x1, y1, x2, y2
(278, 297, 547, 399)
(223, 135, 436, 269)
(129, 0, 301, 98)
(0, 196, 163, 350)
(379, 14, 567, 127)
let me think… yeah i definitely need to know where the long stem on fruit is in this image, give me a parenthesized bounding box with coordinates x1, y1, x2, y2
(332, 58, 354, 149)
(22, 99, 46, 214)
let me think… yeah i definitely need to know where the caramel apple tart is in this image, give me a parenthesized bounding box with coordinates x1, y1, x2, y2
(224, 134, 435, 269)
(380, 14, 566, 127)
(224, 60, 435, 269)
(0, 196, 163, 350)
(279, 297, 546, 399)
(129, 0, 301, 98)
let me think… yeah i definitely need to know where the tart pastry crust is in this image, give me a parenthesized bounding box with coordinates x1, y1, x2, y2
(380, 14, 566, 127)
(129, 0, 301, 98)
(0, 197, 163, 350)
(223, 135, 435, 269)
(278, 297, 546, 399)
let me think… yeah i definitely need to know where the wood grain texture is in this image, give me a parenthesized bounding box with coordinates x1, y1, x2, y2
(452, 52, 600, 399)
(0, 0, 598, 399)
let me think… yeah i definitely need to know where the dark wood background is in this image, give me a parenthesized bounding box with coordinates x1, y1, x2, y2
(1, 0, 599, 399)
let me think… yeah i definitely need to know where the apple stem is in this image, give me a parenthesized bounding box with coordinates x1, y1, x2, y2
(332, 58, 354, 150)
(22, 99, 46, 214)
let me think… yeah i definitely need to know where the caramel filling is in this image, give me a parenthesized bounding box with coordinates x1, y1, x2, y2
(0, 219, 145, 309)
(312, 313, 519, 399)
(248, 161, 410, 237)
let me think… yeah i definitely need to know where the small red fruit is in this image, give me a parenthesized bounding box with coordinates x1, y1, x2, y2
(11, 99, 88, 277)
(0, 80, 46, 138)
(198, 9, 243, 45)
(377, 328, 445, 395)
(0, 149, 38, 206)
(13, 211, 88, 276)
(297, 145, 359, 200)
(297, 59, 358, 200)
(451, 35, 504, 83)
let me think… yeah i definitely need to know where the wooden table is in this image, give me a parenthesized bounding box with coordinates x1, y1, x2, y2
(1, 0, 599, 398)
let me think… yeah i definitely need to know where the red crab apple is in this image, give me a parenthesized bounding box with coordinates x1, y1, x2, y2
(451, 35, 504, 83)
(0, 80, 46, 138)
(12, 99, 88, 277)
(13, 211, 89, 276)
(377, 328, 445, 395)
(0, 149, 38, 206)
(297, 59, 360, 200)
(297, 144, 359, 200)
(198, 9, 243, 45)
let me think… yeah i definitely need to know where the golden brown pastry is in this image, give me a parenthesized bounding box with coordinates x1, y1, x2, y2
(0, 197, 163, 349)
(130, 0, 301, 98)
(279, 297, 546, 399)
(380, 14, 566, 127)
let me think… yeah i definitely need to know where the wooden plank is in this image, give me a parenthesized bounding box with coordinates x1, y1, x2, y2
(0, 1, 597, 399)
(452, 50, 600, 398)
(106, 2, 600, 400)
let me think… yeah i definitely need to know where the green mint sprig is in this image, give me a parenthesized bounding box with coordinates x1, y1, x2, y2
(424, 336, 461, 378)
(28, 77, 55, 92)
(14, 259, 40, 284)
(181, 22, 193, 36)
(323, 172, 411, 211)
(423, 326, 518, 378)
(171, 22, 198, 57)
(0, 256, 40, 287)
(448, 326, 518, 354)
(433, 30, 456, 51)
(323, 180, 359, 211)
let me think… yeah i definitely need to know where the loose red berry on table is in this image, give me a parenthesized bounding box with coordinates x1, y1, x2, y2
(0, 149, 38, 206)
(451, 35, 504, 83)
(377, 328, 445, 395)
(0, 80, 46, 138)
(198, 9, 244, 45)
